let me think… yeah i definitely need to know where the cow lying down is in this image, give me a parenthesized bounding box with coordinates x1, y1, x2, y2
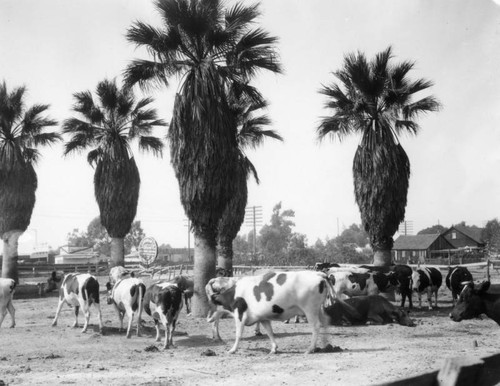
(325, 295, 415, 327)
(228, 270, 334, 354)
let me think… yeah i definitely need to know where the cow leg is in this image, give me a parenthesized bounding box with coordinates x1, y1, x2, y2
(7, 300, 15, 328)
(228, 311, 247, 354)
(417, 292, 422, 309)
(95, 303, 103, 333)
(254, 322, 262, 336)
(426, 289, 433, 310)
(81, 304, 90, 333)
(367, 314, 384, 325)
(434, 289, 439, 309)
(51, 298, 67, 327)
(260, 320, 278, 354)
(114, 305, 124, 332)
(126, 310, 134, 339)
(305, 314, 321, 354)
(153, 318, 161, 343)
(0, 307, 7, 328)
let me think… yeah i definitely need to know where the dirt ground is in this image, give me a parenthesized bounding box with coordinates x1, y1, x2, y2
(2, 276, 500, 386)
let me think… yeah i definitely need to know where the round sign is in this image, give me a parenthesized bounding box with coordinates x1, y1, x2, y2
(138, 237, 158, 266)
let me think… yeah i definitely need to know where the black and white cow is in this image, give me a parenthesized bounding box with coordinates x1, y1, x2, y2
(51, 273, 103, 333)
(450, 281, 500, 325)
(143, 282, 183, 349)
(360, 265, 413, 308)
(325, 295, 415, 327)
(229, 271, 334, 354)
(327, 269, 391, 298)
(0, 278, 16, 329)
(445, 266, 473, 305)
(205, 276, 261, 340)
(45, 271, 64, 293)
(314, 262, 340, 272)
(411, 267, 442, 310)
(106, 277, 146, 338)
(109, 266, 134, 286)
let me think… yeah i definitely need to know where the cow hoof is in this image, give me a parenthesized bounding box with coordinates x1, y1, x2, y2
(254, 331, 263, 337)
(10, 324, 15, 328)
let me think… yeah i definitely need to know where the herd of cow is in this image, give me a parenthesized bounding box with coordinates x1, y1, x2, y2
(1, 262, 500, 354)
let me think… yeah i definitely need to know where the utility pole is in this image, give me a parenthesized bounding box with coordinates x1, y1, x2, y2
(183, 218, 191, 262)
(244, 206, 262, 261)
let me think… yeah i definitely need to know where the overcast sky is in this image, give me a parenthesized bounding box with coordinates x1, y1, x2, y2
(1, 0, 500, 253)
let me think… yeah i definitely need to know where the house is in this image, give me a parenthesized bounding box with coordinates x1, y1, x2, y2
(125, 247, 193, 267)
(392, 234, 455, 263)
(55, 246, 107, 265)
(441, 225, 486, 250)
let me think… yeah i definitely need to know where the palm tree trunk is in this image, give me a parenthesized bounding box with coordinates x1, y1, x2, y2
(373, 250, 392, 266)
(191, 232, 216, 317)
(110, 237, 125, 268)
(217, 239, 233, 276)
(1, 230, 22, 283)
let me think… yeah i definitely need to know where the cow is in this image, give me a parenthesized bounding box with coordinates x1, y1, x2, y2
(109, 266, 134, 286)
(314, 262, 340, 272)
(0, 278, 16, 329)
(51, 273, 103, 333)
(205, 276, 262, 340)
(450, 281, 500, 325)
(143, 282, 183, 349)
(445, 266, 473, 305)
(327, 269, 392, 298)
(170, 275, 194, 315)
(45, 271, 64, 293)
(105, 277, 146, 338)
(360, 265, 413, 308)
(325, 295, 415, 327)
(228, 270, 334, 354)
(411, 267, 442, 310)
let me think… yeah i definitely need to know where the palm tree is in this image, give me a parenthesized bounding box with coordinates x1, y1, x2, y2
(124, 0, 281, 316)
(0, 81, 60, 282)
(63, 79, 165, 268)
(217, 95, 283, 275)
(317, 47, 440, 266)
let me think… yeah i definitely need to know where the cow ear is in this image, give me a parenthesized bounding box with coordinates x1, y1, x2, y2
(478, 281, 491, 294)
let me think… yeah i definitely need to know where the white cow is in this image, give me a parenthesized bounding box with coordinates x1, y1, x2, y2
(51, 273, 103, 333)
(0, 278, 16, 329)
(205, 276, 262, 340)
(228, 270, 334, 354)
(109, 266, 133, 286)
(106, 277, 146, 338)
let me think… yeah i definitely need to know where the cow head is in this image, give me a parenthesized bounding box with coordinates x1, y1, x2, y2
(105, 282, 114, 304)
(395, 308, 415, 327)
(411, 270, 422, 292)
(46, 271, 63, 293)
(450, 281, 490, 322)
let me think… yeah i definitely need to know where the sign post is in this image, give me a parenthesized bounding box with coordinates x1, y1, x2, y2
(138, 237, 158, 268)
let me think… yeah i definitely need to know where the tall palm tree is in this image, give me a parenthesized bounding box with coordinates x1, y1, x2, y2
(124, 0, 281, 316)
(217, 95, 283, 275)
(63, 79, 165, 268)
(317, 47, 440, 266)
(0, 81, 60, 282)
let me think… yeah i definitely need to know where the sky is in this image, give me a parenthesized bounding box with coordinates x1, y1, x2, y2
(1, 0, 500, 253)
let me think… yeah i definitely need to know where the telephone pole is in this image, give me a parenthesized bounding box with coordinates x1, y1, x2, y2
(244, 206, 263, 260)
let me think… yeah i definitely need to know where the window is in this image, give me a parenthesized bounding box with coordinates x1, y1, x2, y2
(402, 251, 406, 258)
(451, 232, 457, 240)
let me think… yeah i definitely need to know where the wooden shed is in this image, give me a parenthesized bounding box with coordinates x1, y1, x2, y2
(392, 234, 455, 263)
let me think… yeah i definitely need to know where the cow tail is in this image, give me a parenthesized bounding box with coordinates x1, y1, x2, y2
(138, 283, 144, 316)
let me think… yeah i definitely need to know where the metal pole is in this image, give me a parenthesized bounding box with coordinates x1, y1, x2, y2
(253, 206, 256, 260)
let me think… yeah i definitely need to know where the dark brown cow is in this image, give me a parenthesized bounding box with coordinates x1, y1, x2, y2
(450, 281, 500, 325)
(325, 295, 415, 327)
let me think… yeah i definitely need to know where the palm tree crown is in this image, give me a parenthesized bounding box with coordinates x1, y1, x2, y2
(317, 47, 440, 258)
(63, 79, 165, 165)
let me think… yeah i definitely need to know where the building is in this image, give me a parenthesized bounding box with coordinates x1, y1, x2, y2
(55, 246, 107, 265)
(441, 225, 486, 250)
(392, 234, 455, 263)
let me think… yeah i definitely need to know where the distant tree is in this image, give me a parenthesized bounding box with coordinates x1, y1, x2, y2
(67, 228, 92, 248)
(317, 47, 440, 266)
(482, 219, 500, 254)
(338, 224, 369, 247)
(0, 81, 61, 282)
(259, 202, 295, 258)
(417, 224, 446, 235)
(125, 221, 146, 253)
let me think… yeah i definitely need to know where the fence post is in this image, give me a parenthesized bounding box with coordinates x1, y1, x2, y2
(487, 258, 491, 282)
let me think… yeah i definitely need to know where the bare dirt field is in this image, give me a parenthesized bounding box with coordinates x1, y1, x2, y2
(2, 275, 500, 386)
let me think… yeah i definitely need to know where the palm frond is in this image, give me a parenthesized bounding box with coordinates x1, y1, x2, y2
(138, 136, 164, 157)
(123, 60, 171, 90)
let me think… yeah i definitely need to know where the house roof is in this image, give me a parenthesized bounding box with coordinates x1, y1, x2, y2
(453, 225, 484, 244)
(393, 234, 441, 250)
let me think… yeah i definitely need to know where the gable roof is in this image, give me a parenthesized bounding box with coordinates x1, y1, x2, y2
(393, 234, 441, 250)
(452, 225, 484, 244)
